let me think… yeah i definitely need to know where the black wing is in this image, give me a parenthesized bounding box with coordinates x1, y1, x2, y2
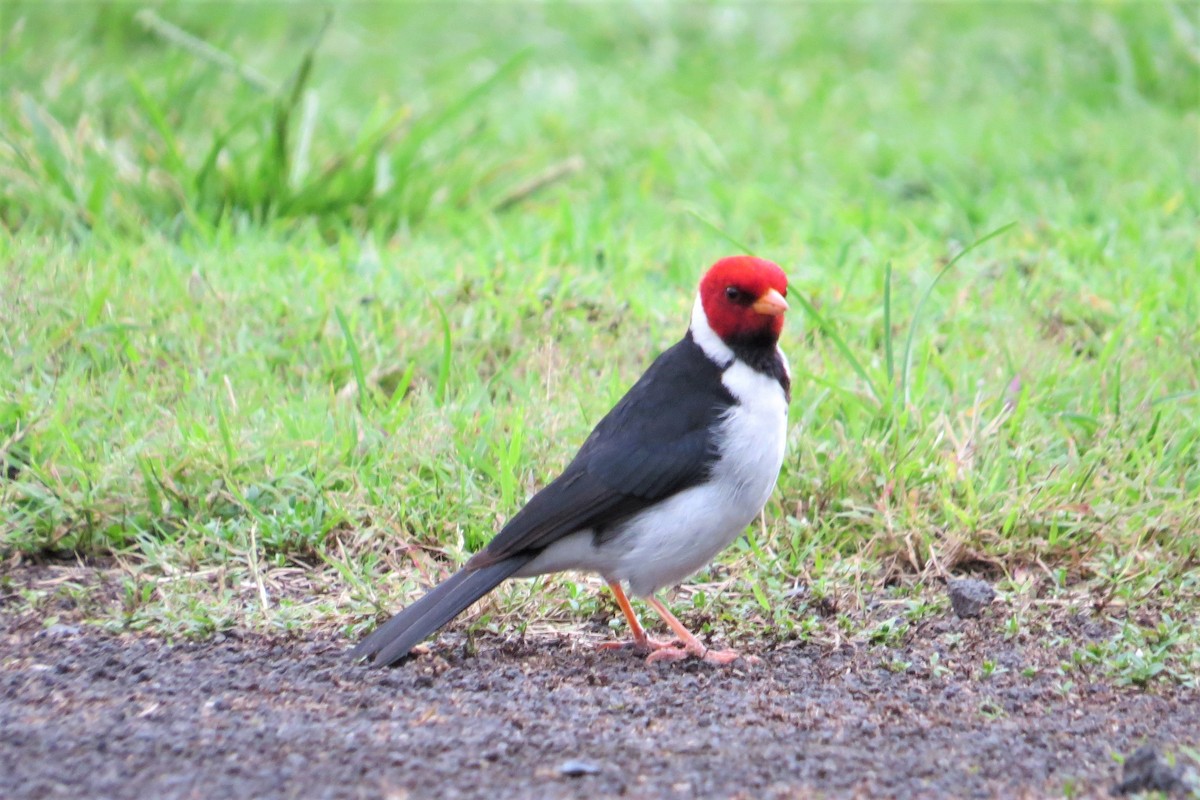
(468, 332, 734, 568)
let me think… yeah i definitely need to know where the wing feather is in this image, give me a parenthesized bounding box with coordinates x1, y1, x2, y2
(468, 334, 732, 568)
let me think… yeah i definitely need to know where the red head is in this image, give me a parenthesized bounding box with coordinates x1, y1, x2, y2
(697, 256, 789, 347)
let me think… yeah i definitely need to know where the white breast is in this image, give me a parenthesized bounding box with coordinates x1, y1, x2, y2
(610, 358, 788, 596)
(517, 353, 790, 597)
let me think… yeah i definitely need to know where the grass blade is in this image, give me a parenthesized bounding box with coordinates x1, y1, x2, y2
(685, 208, 755, 255)
(215, 395, 237, 469)
(392, 48, 530, 172)
(269, 13, 331, 204)
(901, 222, 1016, 406)
(135, 9, 277, 93)
(1151, 389, 1200, 407)
(788, 291, 883, 407)
(126, 72, 187, 177)
(18, 95, 79, 207)
(335, 307, 373, 411)
(432, 301, 453, 407)
(883, 260, 894, 392)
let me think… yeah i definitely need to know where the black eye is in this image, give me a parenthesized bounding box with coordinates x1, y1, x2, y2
(725, 286, 741, 300)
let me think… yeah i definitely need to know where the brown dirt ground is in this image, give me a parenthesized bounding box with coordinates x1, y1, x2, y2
(1, 567, 1198, 800)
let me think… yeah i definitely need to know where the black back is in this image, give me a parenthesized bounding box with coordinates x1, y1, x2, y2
(467, 332, 736, 567)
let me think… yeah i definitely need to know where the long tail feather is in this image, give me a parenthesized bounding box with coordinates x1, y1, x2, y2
(350, 554, 534, 667)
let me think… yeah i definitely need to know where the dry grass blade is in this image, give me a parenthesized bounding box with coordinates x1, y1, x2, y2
(493, 156, 585, 212)
(135, 9, 277, 93)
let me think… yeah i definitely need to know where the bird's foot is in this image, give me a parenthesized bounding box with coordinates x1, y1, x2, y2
(645, 645, 757, 666)
(597, 636, 680, 654)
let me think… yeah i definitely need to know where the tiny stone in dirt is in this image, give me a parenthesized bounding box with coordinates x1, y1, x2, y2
(947, 577, 995, 619)
(1115, 745, 1196, 797)
(557, 759, 603, 777)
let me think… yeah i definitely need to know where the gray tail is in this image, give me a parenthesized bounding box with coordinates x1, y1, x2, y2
(350, 554, 534, 667)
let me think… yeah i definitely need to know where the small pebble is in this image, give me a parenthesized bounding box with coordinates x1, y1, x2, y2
(947, 578, 995, 619)
(558, 759, 602, 777)
(43, 624, 82, 638)
(1115, 745, 1192, 796)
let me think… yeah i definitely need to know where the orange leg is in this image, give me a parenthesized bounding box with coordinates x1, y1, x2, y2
(596, 582, 678, 653)
(643, 596, 750, 666)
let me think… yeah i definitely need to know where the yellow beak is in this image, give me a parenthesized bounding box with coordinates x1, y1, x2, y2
(751, 288, 789, 316)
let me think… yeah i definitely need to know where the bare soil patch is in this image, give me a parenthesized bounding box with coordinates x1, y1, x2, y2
(2, 590, 1198, 800)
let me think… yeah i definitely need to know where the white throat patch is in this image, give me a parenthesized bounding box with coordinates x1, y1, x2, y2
(689, 294, 734, 366)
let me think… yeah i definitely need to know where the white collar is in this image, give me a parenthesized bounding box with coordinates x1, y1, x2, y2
(688, 293, 734, 366)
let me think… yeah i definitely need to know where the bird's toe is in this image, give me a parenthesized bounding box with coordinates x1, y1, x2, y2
(644, 646, 692, 665)
(699, 648, 749, 666)
(598, 636, 681, 654)
(644, 645, 755, 666)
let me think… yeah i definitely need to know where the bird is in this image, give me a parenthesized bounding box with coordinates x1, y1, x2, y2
(352, 255, 790, 667)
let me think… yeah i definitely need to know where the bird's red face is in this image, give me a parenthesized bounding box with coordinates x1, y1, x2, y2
(698, 256, 789, 347)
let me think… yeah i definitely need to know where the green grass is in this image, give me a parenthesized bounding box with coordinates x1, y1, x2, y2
(2, 2, 1198, 683)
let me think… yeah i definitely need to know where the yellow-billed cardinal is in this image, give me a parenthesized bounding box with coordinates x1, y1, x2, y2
(353, 256, 790, 666)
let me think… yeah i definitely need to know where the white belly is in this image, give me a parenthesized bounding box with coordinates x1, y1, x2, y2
(605, 475, 777, 596)
(516, 357, 789, 597)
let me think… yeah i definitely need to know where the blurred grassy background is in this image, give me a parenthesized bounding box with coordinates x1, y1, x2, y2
(1, 2, 1198, 683)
